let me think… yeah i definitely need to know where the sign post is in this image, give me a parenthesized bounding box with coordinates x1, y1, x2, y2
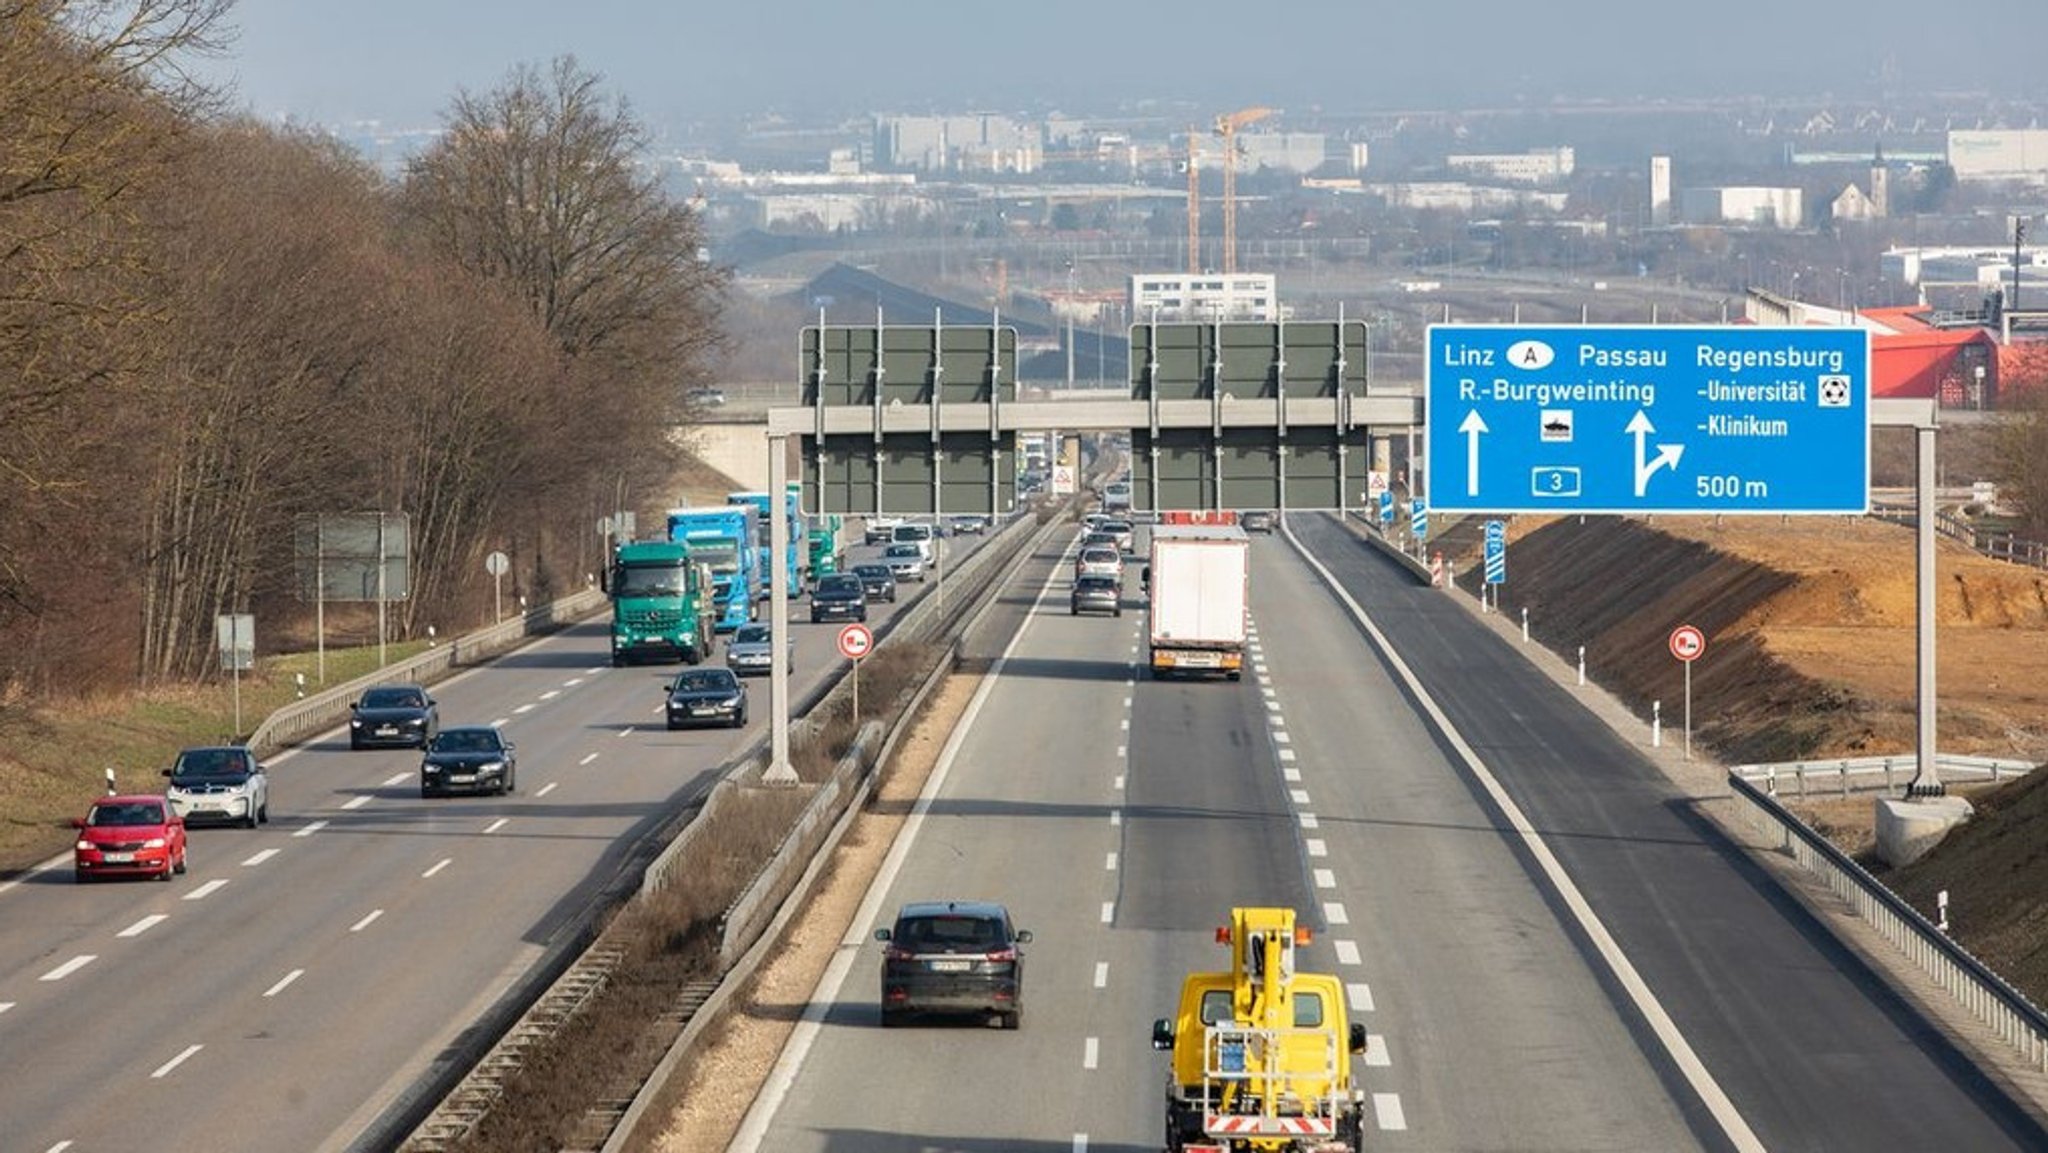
(1669, 623, 1706, 760)
(838, 622, 874, 721)
(216, 613, 254, 738)
(1483, 520, 1506, 611)
(485, 550, 510, 622)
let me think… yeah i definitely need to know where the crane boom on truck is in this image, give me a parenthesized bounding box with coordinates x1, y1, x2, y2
(1152, 907, 1368, 1152)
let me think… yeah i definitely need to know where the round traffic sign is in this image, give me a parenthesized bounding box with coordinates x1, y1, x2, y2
(836, 623, 874, 661)
(484, 550, 510, 576)
(1669, 624, 1706, 663)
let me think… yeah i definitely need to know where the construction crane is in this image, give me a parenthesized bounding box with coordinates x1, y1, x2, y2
(1214, 106, 1275, 275)
(1185, 125, 1201, 275)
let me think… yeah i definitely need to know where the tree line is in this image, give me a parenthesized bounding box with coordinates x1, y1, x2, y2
(1, 3, 725, 697)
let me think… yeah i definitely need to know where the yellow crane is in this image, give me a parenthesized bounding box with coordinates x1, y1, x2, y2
(1214, 106, 1275, 276)
(1185, 125, 1202, 275)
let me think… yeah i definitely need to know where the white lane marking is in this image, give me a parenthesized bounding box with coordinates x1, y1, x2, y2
(512, 703, 536, 715)
(1094, 962, 1109, 988)
(1272, 730, 1291, 744)
(422, 859, 452, 878)
(1288, 520, 1765, 1152)
(1105, 852, 1118, 871)
(539, 690, 560, 701)
(1348, 982, 1376, 1013)
(1277, 748, 1297, 762)
(484, 818, 509, 834)
(619, 726, 637, 737)
(1313, 869, 1337, 889)
(1073, 1137, 1088, 1153)
(1262, 686, 1278, 699)
(1335, 940, 1362, 966)
(349, 909, 383, 933)
(41, 956, 95, 981)
(1119, 718, 1129, 731)
(1283, 768, 1303, 783)
(1113, 775, 1125, 791)
(46, 1141, 73, 1152)
(1101, 902, 1115, 924)
(1324, 902, 1350, 925)
(1116, 745, 1126, 759)
(381, 773, 410, 787)
(579, 753, 599, 766)
(1109, 809, 1121, 827)
(1122, 696, 1132, 708)
(492, 717, 511, 727)
(1083, 1037, 1100, 1069)
(536, 782, 559, 798)
(294, 820, 328, 838)
(1290, 789, 1312, 805)
(1363, 1033, 1391, 1067)
(1299, 813, 1319, 829)
(341, 796, 372, 811)
(1306, 838, 1327, 858)
(564, 677, 586, 687)
(264, 970, 304, 998)
(586, 666, 605, 675)
(1373, 1093, 1407, 1131)
(151, 1044, 203, 1079)
(0, 1002, 13, 1016)
(183, 879, 228, 902)
(1266, 700, 1283, 714)
(117, 914, 168, 938)
(729, 550, 1072, 1151)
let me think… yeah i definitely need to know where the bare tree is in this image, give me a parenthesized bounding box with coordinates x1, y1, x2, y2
(1992, 344, 2048, 540)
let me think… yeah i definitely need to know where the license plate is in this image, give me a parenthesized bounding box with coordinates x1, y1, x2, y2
(1179, 653, 1221, 667)
(691, 706, 717, 716)
(102, 852, 134, 863)
(927, 959, 972, 972)
(377, 726, 398, 736)
(449, 774, 475, 784)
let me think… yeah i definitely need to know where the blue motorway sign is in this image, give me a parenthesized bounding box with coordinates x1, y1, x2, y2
(1411, 499, 1428, 541)
(1378, 490, 1395, 526)
(1425, 325, 1870, 514)
(1483, 520, 1506, 584)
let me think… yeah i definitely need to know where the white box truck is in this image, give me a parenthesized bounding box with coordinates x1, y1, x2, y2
(1146, 524, 1249, 680)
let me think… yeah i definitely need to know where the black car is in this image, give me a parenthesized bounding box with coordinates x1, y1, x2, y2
(875, 900, 1030, 1029)
(1070, 574, 1122, 617)
(810, 572, 868, 623)
(1240, 509, 1277, 534)
(666, 666, 748, 729)
(419, 725, 516, 798)
(349, 683, 438, 750)
(852, 563, 898, 603)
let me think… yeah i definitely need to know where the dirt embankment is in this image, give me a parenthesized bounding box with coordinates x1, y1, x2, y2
(1465, 512, 2048, 1010)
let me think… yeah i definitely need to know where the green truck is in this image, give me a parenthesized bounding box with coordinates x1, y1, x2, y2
(609, 539, 715, 666)
(808, 514, 844, 578)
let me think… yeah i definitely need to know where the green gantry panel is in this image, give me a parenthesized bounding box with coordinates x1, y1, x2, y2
(1129, 427, 1370, 511)
(801, 433, 1016, 516)
(1128, 320, 1369, 400)
(801, 325, 1018, 407)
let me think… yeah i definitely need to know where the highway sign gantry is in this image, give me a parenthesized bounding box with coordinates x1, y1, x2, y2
(1425, 325, 1871, 514)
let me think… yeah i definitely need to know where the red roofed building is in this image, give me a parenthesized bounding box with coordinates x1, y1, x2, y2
(1744, 291, 2043, 408)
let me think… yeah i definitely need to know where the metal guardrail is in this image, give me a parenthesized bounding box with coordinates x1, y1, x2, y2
(1867, 505, 2048, 573)
(245, 588, 608, 757)
(1729, 772, 2048, 1074)
(1732, 753, 2038, 798)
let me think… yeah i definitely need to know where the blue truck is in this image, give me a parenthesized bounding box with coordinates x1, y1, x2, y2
(727, 487, 808, 598)
(666, 505, 761, 632)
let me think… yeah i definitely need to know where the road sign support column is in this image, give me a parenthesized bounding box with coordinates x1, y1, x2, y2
(765, 435, 797, 786)
(1908, 417, 1942, 796)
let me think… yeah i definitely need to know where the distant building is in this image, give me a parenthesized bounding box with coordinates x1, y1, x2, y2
(1680, 186, 1803, 229)
(1366, 182, 1568, 213)
(875, 113, 1038, 172)
(1237, 133, 1328, 175)
(1946, 129, 2048, 185)
(1445, 146, 1575, 185)
(1349, 142, 1371, 174)
(1129, 273, 1278, 322)
(1649, 156, 1672, 227)
(1832, 183, 1877, 223)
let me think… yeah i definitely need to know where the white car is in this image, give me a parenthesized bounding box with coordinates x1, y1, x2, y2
(162, 746, 269, 828)
(884, 542, 928, 582)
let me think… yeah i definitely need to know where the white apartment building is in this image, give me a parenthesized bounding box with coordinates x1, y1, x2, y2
(1947, 129, 2048, 185)
(1680, 186, 1804, 229)
(1128, 273, 1278, 322)
(1446, 146, 1576, 184)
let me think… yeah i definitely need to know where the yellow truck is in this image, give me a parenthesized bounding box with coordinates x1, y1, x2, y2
(1150, 907, 1368, 1152)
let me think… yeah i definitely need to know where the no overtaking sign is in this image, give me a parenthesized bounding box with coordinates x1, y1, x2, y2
(837, 623, 874, 660)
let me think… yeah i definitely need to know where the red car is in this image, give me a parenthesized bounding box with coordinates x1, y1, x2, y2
(73, 794, 188, 882)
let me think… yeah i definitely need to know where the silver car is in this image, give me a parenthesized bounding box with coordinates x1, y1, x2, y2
(725, 622, 795, 676)
(884, 542, 928, 582)
(162, 746, 269, 828)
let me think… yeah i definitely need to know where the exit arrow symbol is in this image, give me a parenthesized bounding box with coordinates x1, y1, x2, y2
(1626, 410, 1683, 497)
(1459, 410, 1489, 496)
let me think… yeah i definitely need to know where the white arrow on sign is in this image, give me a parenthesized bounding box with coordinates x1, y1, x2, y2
(1459, 410, 1489, 496)
(1626, 410, 1684, 497)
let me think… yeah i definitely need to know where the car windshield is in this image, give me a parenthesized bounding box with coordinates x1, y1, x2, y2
(172, 749, 247, 779)
(362, 687, 424, 709)
(820, 576, 861, 594)
(89, 802, 165, 827)
(887, 545, 920, 558)
(854, 565, 889, 579)
(430, 730, 501, 754)
(675, 671, 735, 692)
(898, 915, 1005, 951)
(734, 625, 772, 644)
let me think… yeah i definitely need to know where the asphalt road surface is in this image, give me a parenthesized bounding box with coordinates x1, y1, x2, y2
(732, 516, 2045, 1152)
(0, 525, 990, 1153)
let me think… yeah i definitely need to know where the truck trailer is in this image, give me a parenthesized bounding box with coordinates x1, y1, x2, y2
(1147, 524, 1249, 680)
(726, 487, 809, 598)
(666, 505, 760, 632)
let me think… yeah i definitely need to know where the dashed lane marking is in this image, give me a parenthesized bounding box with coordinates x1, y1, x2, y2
(381, 773, 411, 787)
(40, 956, 95, 981)
(1335, 940, 1362, 966)
(117, 915, 167, 938)
(483, 818, 509, 834)
(1363, 1034, 1391, 1067)
(1290, 789, 1312, 805)
(422, 859, 452, 878)
(539, 690, 560, 701)
(1277, 748, 1297, 762)
(1305, 838, 1327, 857)
(349, 910, 383, 933)
(1101, 902, 1115, 924)
(183, 879, 227, 901)
(1094, 962, 1109, 988)
(513, 703, 536, 714)
(294, 820, 328, 838)
(241, 849, 279, 867)
(536, 782, 559, 798)
(1109, 809, 1121, 827)
(1114, 775, 1125, 791)
(1374, 1093, 1408, 1131)
(151, 1044, 203, 1079)
(1299, 813, 1319, 829)
(1272, 731, 1291, 744)
(1324, 902, 1350, 925)
(1105, 852, 1118, 871)
(1348, 982, 1375, 1012)
(1313, 869, 1337, 889)
(579, 753, 600, 766)
(341, 796, 372, 811)
(1083, 1037, 1100, 1069)
(1284, 768, 1303, 783)
(264, 969, 304, 998)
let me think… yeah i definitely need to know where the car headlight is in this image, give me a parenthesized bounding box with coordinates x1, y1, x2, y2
(143, 837, 166, 849)
(75, 839, 92, 851)
(350, 718, 364, 728)
(478, 760, 504, 773)
(721, 696, 742, 708)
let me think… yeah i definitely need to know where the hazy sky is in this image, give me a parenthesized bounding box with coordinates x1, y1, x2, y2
(199, 1, 2046, 130)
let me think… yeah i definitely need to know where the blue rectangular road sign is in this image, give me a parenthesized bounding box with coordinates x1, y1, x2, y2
(1425, 325, 1870, 514)
(1411, 499, 1428, 541)
(1378, 490, 1394, 526)
(1483, 519, 1506, 584)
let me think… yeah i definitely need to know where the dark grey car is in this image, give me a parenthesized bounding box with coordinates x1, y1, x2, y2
(852, 563, 898, 603)
(1070, 574, 1122, 617)
(350, 683, 438, 750)
(666, 666, 748, 729)
(875, 900, 1030, 1029)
